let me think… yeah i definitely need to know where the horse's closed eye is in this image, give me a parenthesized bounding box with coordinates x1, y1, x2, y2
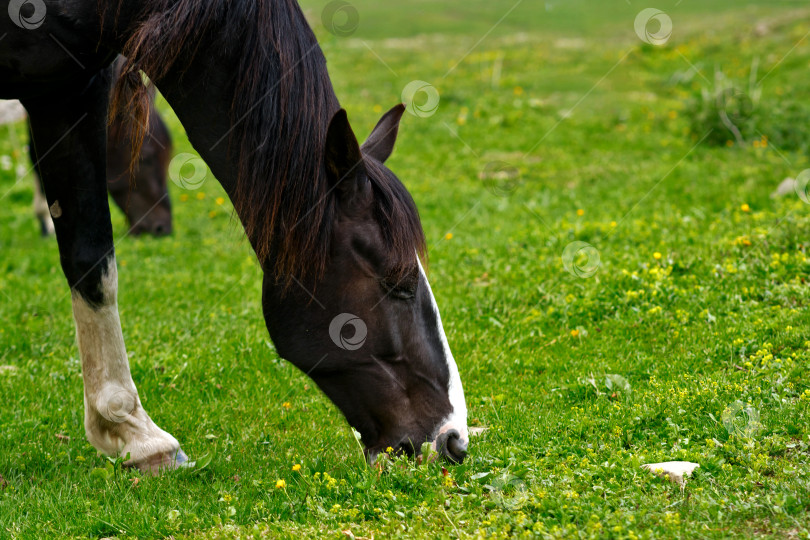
(380, 279, 416, 300)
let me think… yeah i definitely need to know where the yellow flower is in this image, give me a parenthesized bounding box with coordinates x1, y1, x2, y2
(668, 110, 677, 119)
(741, 203, 750, 212)
(196, 192, 206, 200)
(735, 235, 752, 246)
(444, 232, 453, 240)
(292, 464, 301, 472)
(275, 479, 286, 489)
(208, 210, 217, 218)
(570, 329, 580, 338)
(180, 194, 189, 202)
(282, 402, 291, 410)
(221, 493, 233, 503)
(513, 86, 524, 96)
(373, 104, 382, 114)
(385, 446, 394, 453)
(576, 208, 585, 216)
(653, 252, 662, 260)
(610, 221, 617, 227)
(215, 197, 225, 205)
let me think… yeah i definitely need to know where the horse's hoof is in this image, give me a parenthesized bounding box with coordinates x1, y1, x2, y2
(127, 448, 190, 475)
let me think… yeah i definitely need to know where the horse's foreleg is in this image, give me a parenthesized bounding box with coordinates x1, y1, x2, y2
(26, 123, 56, 237)
(32, 171, 54, 236)
(23, 70, 186, 473)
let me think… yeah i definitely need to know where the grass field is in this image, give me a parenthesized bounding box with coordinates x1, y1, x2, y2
(2, 1, 810, 538)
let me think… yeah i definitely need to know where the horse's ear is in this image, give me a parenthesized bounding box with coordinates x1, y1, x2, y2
(324, 109, 368, 201)
(361, 104, 406, 163)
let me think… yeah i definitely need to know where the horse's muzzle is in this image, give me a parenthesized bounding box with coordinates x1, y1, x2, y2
(436, 429, 468, 464)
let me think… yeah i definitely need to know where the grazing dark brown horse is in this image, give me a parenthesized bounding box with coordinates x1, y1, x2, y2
(1, 0, 468, 471)
(32, 57, 173, 237)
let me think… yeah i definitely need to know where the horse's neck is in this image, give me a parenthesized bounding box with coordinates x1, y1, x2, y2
(108, 0, 339, 259)
(158, 66, 242, 196)
(153, 37, 337, 261)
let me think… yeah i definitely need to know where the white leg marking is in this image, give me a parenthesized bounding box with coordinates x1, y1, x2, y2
(32, 178, 54, 234)
(73, 257, 181, 468)
(418, 260, 468, 445)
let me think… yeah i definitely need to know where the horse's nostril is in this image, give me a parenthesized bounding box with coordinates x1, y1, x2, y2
(439, 429, 468, 464)
(153, 223, 170, 236)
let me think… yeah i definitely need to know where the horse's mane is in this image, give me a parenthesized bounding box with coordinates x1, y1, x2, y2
(111, 0, 425, 286)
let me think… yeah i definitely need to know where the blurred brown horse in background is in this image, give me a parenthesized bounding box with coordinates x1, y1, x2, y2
(31, 57, 173, 237)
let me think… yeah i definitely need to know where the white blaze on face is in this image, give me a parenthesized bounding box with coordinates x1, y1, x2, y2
(417, 259, 468, 446)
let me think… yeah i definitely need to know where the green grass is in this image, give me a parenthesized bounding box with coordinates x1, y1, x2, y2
(2, 1, 810, 538)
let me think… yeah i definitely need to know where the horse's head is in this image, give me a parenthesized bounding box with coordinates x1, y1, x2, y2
(107, 108, 173, 237)
(262, 105, 468, 463)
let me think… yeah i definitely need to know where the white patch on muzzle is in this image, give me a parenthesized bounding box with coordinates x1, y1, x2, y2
(417, 260, 468, 447)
